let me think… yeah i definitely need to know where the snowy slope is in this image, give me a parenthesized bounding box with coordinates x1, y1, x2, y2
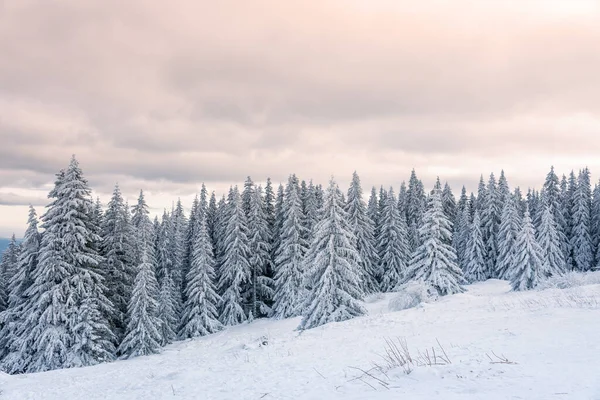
(2, 280, 600, 400)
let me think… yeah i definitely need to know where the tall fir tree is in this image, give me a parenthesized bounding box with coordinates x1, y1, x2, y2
(0, 206, 40, 372)
(367, 186, 379, 231)
(404, 184, 465, 295)
(496, 197, 521, 280)
(272, 177, 308, 319)
(406, 170, 426, 252)
(245, 185, 275, 318)
(207, 191, 218, 250)
(570, 168, 593, 271)
(20, 157, 114, 372)
(537, 201, 567, 277)
(542, 167, 569, 261)
(377, 187, 410, 292)
(453, 205, 471, 271)
(481, 173, 501, 278)
(180, 213, 223, 338)
(118, 245, 162, 359)
(564, 171, 578, 268)
(345, 172, 380, 293)
(397, 182, 408, 215)
(299, 178, 366, 330)
(441, 182, 457, 225)
(510, 208, 544, 291)
(100, 184, 136, 342)
(0, 234, 19, 309)
(272, 184, 286, 261)
(592, 182, 600, 269)
(464, 210, 486, 283)
(218, 187, 252, 325)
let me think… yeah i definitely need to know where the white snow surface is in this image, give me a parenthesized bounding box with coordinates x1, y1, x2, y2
(2, 279, 600, 399)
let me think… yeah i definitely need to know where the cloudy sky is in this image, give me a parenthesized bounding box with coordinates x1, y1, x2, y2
(1, 0, 600, 236)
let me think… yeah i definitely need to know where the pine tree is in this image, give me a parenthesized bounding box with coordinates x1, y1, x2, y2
(272, 184, 285, 259)
(207, 191, 218, 249)
(180, 214, 223, 338)
(298, 178, 366, 330)
(377, 188, 410, 292)
(131, 190, 155, 261)
(218, 187, 252, 326)
(367, 186, 379, 230)
(272, 177, 308, 319)
(592, 182, 600, 269)
(481, 173, 501, 278)
(564, 171, 578, 268)
(404, 184, 464, 295)
(464, 210, 486, 283)
(100, 184, 136, 341)
(170, 199, 187, 304)
(157, 270, 178, 345)
(0, 206, 40, 372)
(498, 170, 511, 204)
(302, 180, 320, 242)
(542, 167, 569, 262)
(453, 206, 471, 270)
(442, 182, 457, 225)
(118, 245, 162, 359)
(537, 202, 567, 277)
(397, 182, 408, 215)
(510, 209, 544, 291)
(570, 168, 593, 271)
(406, 170, 426, 252)
(496, 197, 521, 280)
(21, 157, 115, 372)
(0, 235, 20, 302)
(245, 184, 275, 317)
(345, 172, 380, 293)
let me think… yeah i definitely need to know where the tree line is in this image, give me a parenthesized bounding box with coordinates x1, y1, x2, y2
(0, 157, 597, 374)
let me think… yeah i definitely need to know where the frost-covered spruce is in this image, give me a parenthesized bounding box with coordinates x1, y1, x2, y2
(367, 186, 379, 231)
(245, 184, 274, 318)
(0, 235, 19, 292)
(298, 178, 366, 330)
(0, 206, 40, 372)
(218, 187, 252, 326)
(157, 271, 178, 345)
(592, 182, 600, 267)
(302, 180, 320, 242)
(22, 157, 115, 372)
(131, 190, 156, 261)
(272, 177, 308, 319)
(453, 206, 471, 270)
(481, 173, 501, 278)
(404, 185, 465, 296)
(570, 169, 593, 271)
(442, 182, 457, 227)
(510, 209, 544, 291)
(118, 246, 162, 359)
(180, 214, 223, 338)
(377, 187, 410, 292)
(464, 210, 486, 282)
(496, 197, 521, 280)
(272, 184, 285, 262)
(397, 181, 408, 215)
(345, 172, 380, 293)
(100, 184, 136, 341)
(537, 202, 567, 277)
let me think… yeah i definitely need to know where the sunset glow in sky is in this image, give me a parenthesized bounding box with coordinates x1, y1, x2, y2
(1, 0, 599, 235)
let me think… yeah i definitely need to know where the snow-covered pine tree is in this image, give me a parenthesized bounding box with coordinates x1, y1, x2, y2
(377, 187, 410, 292)
(207, 191, 218, 249)
(564, 171, 578, 269)
(570, 168, 593, 271)
(182, 194, 201, 300)
(272, 184, 285, 260)
(118, 245, 162, 359)
(272, 176, 308, 319)
(171, 199, 187, 303)
(131, 190, 155, 260)
(442, 182, 457, 225)
(510, 208, 544, 291)
(464, 210, 486, 283)
(476, 175, 487, 216)
(314, 184, 325, 211)
(592, 182, 600, 269)
(100, 184, 136, 342)
(0, 206, 40, 372)
(302, 180, 320, 242)
(218, 187, 252, 325)
(367, 186, 379, 230)
(498, 170, 511, 204)
(404, 184, 465, 295)
(0, 235, 20, 298)
(453, 206, 471, 270)
(542, 167, 569, 262)
(157, 270, 178, 345)
(406, 170, 426, 252)
(298, 178, 366, 330)
(245, 184, 275, 318)
(397, 181, 407, 215)
(345, 172, 379, 293)
(180, 212, 223, 338)
(21, 157, 114, 372)
(481, 173, 501, 278)
(213, 195, 228, 278)
(469, 193, 477, 220)
(495, 197, 521, 280)
(537, 201, 567, 277)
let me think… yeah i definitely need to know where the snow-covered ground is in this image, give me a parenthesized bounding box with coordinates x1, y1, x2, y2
(2, 279, 600, 400)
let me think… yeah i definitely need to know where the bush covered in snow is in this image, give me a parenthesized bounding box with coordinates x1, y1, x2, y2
(388, 281, 439, 312)
(537, 271, 600, 290)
